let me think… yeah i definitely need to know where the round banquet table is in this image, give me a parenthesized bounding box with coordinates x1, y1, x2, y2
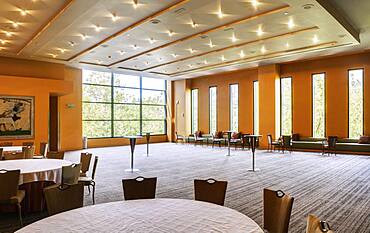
(16, 198, 263, 233)
(0, 159, 72, 212)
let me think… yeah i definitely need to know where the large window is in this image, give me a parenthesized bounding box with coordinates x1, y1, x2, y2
(209, 87, 217, 134)
(229, 84, 239, 132)
(253, 81, 259, 135)
(191, 89, 199, 133)
(312, 73, 326, 138)
(348, 69, 364, 139)
(83, 70, 166, 138)
(280, 77, 292, 135)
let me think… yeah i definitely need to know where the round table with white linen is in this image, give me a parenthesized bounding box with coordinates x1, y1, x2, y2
(16, 198, 264, 233)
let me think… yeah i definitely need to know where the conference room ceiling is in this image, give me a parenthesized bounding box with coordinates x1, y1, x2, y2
(0, 0, 367, 80)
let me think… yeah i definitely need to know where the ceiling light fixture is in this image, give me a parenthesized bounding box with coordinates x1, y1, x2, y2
(111, 13, 118, 22)
(0, 40, 6, 45)
(231, 33, 237, 42)
(132, 44, 138, 49)
(132, 0, 139, 9)
(251, 0, 260, 8)
(188, 48, 195, 53)
(168, 30, 174, 37)
(261, 46, 266, 53)
(221, 55, 225, 61)
(149, 38, 155, 44)
(69, 41, 75, 47)
(217, 8, 224, 19)
(81, 34, 87, 40)
(257, 26, 264, 36)
(208, 40, 214, 48)
(288, 18, 295, 29)
(95, 25, 101, 32)
(60, 49, 65, 53)
(191, 21, 198, 28)
(97, 60, 102, 64)
(285, 42, 290, 48)
(20, 9, 28, 16)
(119, 50, 125, 55)
(51, 53, 57, 58)
(5, 31, 12, 37)
(204, 60, 208, 64)
(171, 53, 178, 58)
(12, 22, 19, 28)
(313, 35, 319, 43)
(240, 50, 245, 58)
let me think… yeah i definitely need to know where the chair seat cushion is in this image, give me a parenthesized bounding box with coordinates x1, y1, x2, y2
(78, 176, 92, 184)
(1, 190, 26, 204)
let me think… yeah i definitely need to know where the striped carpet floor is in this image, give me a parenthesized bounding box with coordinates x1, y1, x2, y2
(1, 143, 369, 233)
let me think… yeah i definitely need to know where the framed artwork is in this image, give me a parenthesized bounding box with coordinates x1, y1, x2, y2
(0, 96, 34, 139)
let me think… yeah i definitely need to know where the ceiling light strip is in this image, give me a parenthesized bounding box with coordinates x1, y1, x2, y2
(17, 0, 75, 55)
(163, 41, 338, 76)
(108, 4, 290, 67)
(68, 0, 191, 61)
(142, 26, 318, 71)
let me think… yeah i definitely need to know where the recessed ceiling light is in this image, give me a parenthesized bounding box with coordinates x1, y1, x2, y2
(132, 0, 139, 9)
(251, 0, 260, 8)
(261, 46, 266, 53)
(171, 53, 178, 58)
(148, 38, 155, 44)
(20, 9, 28, 16)
(284, 12, 289, 15)
(168, 30, 174, 37)
(150, 19, 161, 24)
(60, 48, 65, 53)
(239, 50, 245, 58)
(69, 41, 75, 47)
(132, 44, 138, 49)
(302, 4, 314, 10)
(0, 40, 5, 45)
(111, 13, 118, 22)
(188, 48, 195, 53)
(288, 18, 295, 29)
(285, 42, 290, 48)
(97, 60, 102, 64)
(5, 31, 12, 37)
(50, 53, 57, 58)
(12, 22, 19, 28)
(208, 40, 215, 48)
(257, 26, 264, 36)
(191, 21, 198, 28)
(217, 9, 224, 19)
(81, 34, 87, 40)
(118, 50, 125, 55)
(188, 64, 193, 68)
(95, 25, 101, 32)
(221, 55, 225, 61)
(313, 35, 319, 43)
(204, 60, 208, 64)
(231, 33, 237, 42)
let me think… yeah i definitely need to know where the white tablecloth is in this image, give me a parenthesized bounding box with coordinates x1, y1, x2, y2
(1, 146, 23, 152)
(0, 159, 72, 184)
(16, 198, 263, 233)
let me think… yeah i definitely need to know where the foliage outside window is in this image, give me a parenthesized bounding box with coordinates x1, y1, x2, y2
(253, 81, 259, 135)
(191, 89, 199, 133)
(281, 77, 292, 135)
(229, 84, 239, 132)
(348, 69, 364, 139)
(209, 87, 217, 134)
(312, 73, 326, 138)
(82, 70, 166, 138)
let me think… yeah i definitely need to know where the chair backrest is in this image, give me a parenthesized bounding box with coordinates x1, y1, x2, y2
(3, 152, 25, 160)
(80, 152, 92, 175)
(327, 136, 338, 149)
(43, 183, 84, 216)
(0, 148, 3, 159)
(47, 151, 65, 160)
(62, 163, 82, 185)
(0, 142, 13, 146)
(23, 146, 35, 159)
(0, 169, 20, 201)
(122, 176, 157, 200)
(91, 156, 99, 179)
(194, 178, 228, 206)
(306, 214, 333, 233)
(22, 141, 34, 146)
(264, 188, 294, 233)
(40, 142, 49, 157)
(282, 136, 292, 147)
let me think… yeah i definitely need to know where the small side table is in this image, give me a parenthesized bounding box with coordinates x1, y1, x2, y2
(123, 136, 143, 172)
(143, 132, 152, 156)
(244, 135, 262, 172)
(225, 131, 234, 156)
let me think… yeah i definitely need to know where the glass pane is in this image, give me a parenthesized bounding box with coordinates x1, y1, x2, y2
(82, 70, 111, 85)
(113, 74, 140, 88)
(114, 87, 140, 103)
(312, 74, 325, 138)
(83, 85, 111, 102)
(281, 78, 292, 135)
(142, 121, 165, 135)
(191, 89, 198, 133)
(142, 105, 165, 120)
(209, 87, 217, 134)
(83, 121, 111, 138)
(253, 81, 259, 135)
(230, 84, 239, 132)
(113, 121, 140, 136)
(349, 69, 364, 139)
(114, 104, 140, 120)
(142, 77, 166, 90)
(142, 90, 165, 105)
(83, 103, 111, 120)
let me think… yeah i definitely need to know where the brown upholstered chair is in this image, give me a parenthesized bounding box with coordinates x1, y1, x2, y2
(122, 176, 157, 200)
(194, 178, 228, 206)
(0, 148, 3, 160)
(0, 142, 13, 146)
(175, 131, 185, 143)
(322, 136, 338, 156)
(47, 151, 65, 160)
(212, 131, 226, 148)
(306, 214, 333, 233)
(267, 134, 281, 152)
(78, 156, 98, 204)
(80, 152, 92, 177)
(263, 188, 294, 233)
(43, 183, 84, 216)
(22, 141, 34, 146)
(23, 146, 35, 159)
(229, 132, 242, 149)
(62, 163, 82, 185)
(0, 169, 25, 226)
(193, 131, 206, 146)
(3, 152, 25, 160)
(34, 142, 49, 159)
(281, 136, 292, 153)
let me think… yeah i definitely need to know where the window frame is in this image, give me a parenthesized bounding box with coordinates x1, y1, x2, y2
(280, 77, 293, 136)
(191, 88, 199, 134)
(209, 86, 217, 134)
(253, 80, 259, 135)
(348, 68, 364, 139)
(229, 83, 239, 132)
(311, 72, 326, 138)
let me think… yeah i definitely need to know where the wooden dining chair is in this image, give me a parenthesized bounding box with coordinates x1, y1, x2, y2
(62, 163, 82, 185)
(47, 151, 65, 160)
(80, 152, 92, 177)
(281, 136, 292, 153)
(306, 214, 334, 233)
(322, 136, 338, 156)
(3, 152, 25, 160)
(34, 142, 49, 159)
(43, 183, 84, 216)
(122, 176, 157, 200)
(78, 156, 98, 204)
(267, 134, 280, 152)
(22, 141, 34, 146)
(23, 146, 35, 159)
(0, 142, 13, 146)
(194, 178, 228, 206)
(0, 169, 25, 227)
(263, 188, 294, 233)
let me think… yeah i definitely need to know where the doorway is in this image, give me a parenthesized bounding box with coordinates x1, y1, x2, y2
(49, 96, 59, 151)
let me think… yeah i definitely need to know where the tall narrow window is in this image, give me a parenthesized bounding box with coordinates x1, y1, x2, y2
(280, 77, 292, 135)
(312, 73, 326, 138)
(253, 81, 259, 135)
(191, 89, 199, 133)
(348, 69, 364, 139)
(209, 87, 217, 134)
(229, 84, 239, 131)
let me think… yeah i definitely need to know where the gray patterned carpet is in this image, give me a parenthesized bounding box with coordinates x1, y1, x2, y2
(1, 143, 369, 233)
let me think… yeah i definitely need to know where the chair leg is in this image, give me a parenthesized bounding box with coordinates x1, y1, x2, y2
(92, 182, 96, 205)
(17, 203, 23, 227)
(88, 185, 91, 194)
